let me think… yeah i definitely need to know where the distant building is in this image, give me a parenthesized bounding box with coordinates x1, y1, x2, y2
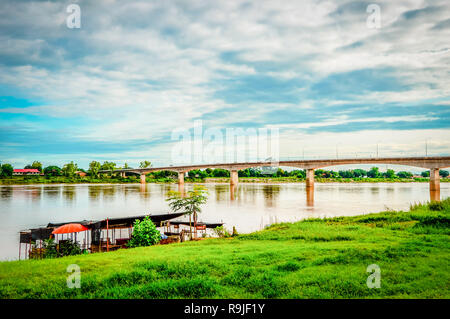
(13, 169, 41, 175)
(75, 171, 87, 177)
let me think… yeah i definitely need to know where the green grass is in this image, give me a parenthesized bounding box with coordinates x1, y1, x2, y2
(1, 199, 449, 299)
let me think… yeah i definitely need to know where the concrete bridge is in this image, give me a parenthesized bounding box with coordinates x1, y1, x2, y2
(101, 156, 450, 200)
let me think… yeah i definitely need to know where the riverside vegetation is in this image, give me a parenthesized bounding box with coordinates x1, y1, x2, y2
(0, 198, 449, 299)
(1, 161, 449, 185)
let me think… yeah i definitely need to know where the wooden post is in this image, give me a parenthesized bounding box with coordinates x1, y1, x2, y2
(106, 218, 109, 252)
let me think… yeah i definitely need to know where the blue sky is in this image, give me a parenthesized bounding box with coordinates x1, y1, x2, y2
(0, 0, 449, 169)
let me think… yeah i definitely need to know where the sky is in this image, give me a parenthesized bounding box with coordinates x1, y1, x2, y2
(0, 0, 449, 170)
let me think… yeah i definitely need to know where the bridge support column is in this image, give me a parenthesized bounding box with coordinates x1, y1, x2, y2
(178, 172, 185, 185)
(140, 174, 146, 184)
(306, 169, 314, 188)
(230, 170, 239, 186)
(430, 168, 440, 199)
(121, 172, 126, 178)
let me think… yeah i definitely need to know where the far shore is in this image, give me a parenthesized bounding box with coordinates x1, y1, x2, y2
(1, 176, 449, 185)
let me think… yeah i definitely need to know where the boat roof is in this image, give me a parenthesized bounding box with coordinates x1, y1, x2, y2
(20, 212, 186, 242)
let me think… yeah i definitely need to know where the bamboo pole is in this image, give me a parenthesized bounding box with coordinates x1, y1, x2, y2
(106, 218, 109, 252)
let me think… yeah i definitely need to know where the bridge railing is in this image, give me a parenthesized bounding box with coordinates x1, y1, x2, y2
(111, 152, 450, 170)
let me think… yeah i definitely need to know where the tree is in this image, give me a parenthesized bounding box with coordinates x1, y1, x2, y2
(100, 161, 116, 175)
(62, 161, 78, 177)
(212, 168, 229, 177)
(338, 170, 354, 178)
(44, 165, 62, 176)
(421, 171, 430, 177)
(123, 163, 130, 169)
(88, 161, 101, 177)
(127, 216, 161, 248)
(440, 170, 449, 178)
(139, 161, 152, 168)
(293, 170, 306, 178)
(315, 169, 326, 177)
(152, 170, 177, 179)
(396, 171, 413, 179)
(367, 167, 380, 178)
(384, 169, 396, 179)
(25, 161, 42, 172)
(188, 169, 208, 179)
(166, 185, 209, 239)
(0, 163, 13, 177)
(353, 169, 367, 178)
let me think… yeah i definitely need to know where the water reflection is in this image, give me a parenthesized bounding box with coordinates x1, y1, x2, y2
(102, 186, 117, 199)
(62, 185, 76, 203)
(30, 186, 42, 203)
(230, 185, 237, 200)
(0, 187, 12, 201)
(262, 185, 280, 207)
(43, 186, 61, 200)
(306, 186, 314, 207)
(140, 183, 147, 194)
(0, 182, 449, 260)
(89, 186, 102, 201)
(214, 184, 229, 202)
(177, 183, 185, 197)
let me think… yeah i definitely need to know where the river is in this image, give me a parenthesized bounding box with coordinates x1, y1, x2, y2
(0, 182, 448, 260)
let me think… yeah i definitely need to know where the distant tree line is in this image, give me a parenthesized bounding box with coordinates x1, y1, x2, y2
(0, 160, 449, 179)
(184, 167, 450, 179)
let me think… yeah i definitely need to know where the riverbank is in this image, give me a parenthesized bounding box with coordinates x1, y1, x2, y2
(1, 198, 448, 298)
(1, 175, 449, 185)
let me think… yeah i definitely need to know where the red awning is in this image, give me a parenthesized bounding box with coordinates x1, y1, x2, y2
(52, 223, 88, 234)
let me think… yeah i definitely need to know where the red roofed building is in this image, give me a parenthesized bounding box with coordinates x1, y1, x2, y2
(13, 169, 41, 175)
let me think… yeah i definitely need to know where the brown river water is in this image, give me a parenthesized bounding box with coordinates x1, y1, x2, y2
(0, 182, 448, 261)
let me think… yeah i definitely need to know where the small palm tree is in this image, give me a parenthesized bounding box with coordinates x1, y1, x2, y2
(166, 185, 208, 239)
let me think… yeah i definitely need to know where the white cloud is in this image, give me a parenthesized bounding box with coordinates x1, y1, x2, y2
(0, 0, 449, 164)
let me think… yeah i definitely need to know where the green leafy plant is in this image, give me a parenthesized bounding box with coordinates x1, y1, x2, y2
(127, 216, 161, 248)
(58, 240, 82, 256)
(166, 185, 209, 239)
(429, 201, 444, 211)
(213, 226, 232, 238)
(42, 238, 58, 258)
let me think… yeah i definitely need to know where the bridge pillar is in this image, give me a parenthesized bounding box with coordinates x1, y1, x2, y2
(121, 172, 126, 178)
(306, 169, 315, 188)
(430, 168, 440, 194)
(230, 170, 239, 186)
(178, 171, 185, 185)
(140, 174, 146, 184)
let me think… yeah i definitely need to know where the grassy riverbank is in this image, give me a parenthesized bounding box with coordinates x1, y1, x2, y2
(1, 175, 449, 185)
(1, 198, 449, 299)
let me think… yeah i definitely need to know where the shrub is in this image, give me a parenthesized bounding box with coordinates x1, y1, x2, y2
(429, 201, 444, 211)
(213, 226, 232, 238)
(43, 238, 58, 258)
(58, 240, 82, 256)
(127, 216, 161, 248)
